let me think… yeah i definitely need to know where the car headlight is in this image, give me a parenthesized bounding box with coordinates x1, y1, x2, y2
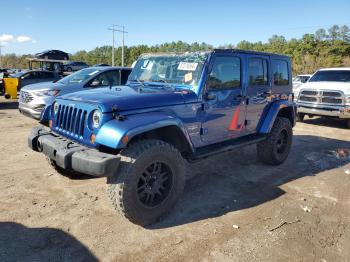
(34, 89, 60, 97)
(92, 110, 102, 128)
(53, 102, 59, 115)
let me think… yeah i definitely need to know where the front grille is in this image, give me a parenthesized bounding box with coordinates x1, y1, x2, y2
(322, 91, 342, 97)
(321, 97, 342, 104)
(301, 90, 317, 96)
(299, 96, 317, 102)
(298, 89, 344, 105)
(20, 91, 34, 103)
(56, 105, 87, 137)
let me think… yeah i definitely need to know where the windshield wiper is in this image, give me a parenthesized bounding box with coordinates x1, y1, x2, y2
(149, 78, 169, 84)
(129, 78, 145, 87)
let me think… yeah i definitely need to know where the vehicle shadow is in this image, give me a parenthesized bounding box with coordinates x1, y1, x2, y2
(150, 134, 350, 229)
(0, 101, 18, 110)
(0, 222, 98, 261)
(301, 116, 348, 129)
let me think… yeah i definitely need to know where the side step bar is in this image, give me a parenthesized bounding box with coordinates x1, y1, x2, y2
(189, 134, 267, 162)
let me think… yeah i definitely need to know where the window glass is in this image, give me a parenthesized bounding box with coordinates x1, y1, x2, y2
(93, 70, 120, 86)
(207, 56, 241, 90)
(309, 70, 350, 82)
(248, 58, 268, 86)
(272, 60, 289, 86)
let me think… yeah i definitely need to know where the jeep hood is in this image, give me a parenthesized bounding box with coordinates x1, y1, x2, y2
(58, 85, 198, 113)
(300, 81, 350, 94)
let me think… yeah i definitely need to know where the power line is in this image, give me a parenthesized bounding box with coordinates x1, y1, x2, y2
(108, 24, 128, 67)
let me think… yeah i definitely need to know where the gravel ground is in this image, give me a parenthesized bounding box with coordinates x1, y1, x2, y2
(0, 98, 349, 261)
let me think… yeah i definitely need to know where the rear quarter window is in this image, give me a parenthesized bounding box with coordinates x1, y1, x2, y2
(272, 60, 289, 86)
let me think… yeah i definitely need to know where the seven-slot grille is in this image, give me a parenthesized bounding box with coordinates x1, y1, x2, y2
(299, 90, 344, 105)
(55, 105, 87, 137)
(20, 91, 34, 103)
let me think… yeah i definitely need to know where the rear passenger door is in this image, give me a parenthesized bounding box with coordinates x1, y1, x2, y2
(244, 55, 271, 133)
(201, 53, 246, 144)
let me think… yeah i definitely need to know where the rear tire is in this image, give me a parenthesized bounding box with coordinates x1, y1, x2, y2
(346, 119, 350, 129)
(67, 67, 72, 72)
(297, 113, 305, 122)
(257, 117, 293, 165)
(107, 139, 186, 226)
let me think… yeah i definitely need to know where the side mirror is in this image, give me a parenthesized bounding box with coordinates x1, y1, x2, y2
(20, 76, 25, 80)
(204, 92, 217, 101)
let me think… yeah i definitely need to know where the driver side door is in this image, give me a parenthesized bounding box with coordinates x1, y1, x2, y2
(201, 54, 246, 144)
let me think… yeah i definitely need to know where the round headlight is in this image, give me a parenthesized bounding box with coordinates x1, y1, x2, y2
(92, 110, 102, 128)
(53, 102, 59, 114)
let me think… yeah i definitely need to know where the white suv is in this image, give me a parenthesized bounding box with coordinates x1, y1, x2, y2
(296, 68, 350, 127)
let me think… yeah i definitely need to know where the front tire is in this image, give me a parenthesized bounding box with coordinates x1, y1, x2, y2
(107, 139, 186, 226)
(257, 117, 293, 165)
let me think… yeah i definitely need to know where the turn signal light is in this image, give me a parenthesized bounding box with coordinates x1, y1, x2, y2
(90, 134, 96, 144)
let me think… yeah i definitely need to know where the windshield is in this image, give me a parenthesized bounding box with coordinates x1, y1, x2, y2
(309, 70, 350, 82)
(128, 53, 208, 88)
(58, 68, 100, 85)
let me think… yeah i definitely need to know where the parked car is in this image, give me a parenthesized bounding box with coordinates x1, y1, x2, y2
(35, 50, 69, 60)
(62, 62, 89, 72)
(19, 66, 132, 119)
(28, 50, 296, 226)
(9, 70, 60, 91)
(296, 67, 350, 127)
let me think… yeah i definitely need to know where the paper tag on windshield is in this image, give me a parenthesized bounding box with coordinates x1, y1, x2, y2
(178, 62, 198, 71)
(184, 72, 193, 82)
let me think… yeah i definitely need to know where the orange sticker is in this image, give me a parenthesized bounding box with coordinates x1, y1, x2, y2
(184, 72, 193, 82)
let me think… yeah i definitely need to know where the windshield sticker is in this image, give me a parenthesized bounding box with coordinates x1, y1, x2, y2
(178, 62, 198, 71)
(88, 71, 100, 76)
(184, 72, 193, 83)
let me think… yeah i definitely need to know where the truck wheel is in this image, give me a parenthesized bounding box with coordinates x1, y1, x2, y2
(347, 119, 350, 129)
(257, 117, 293, 165)
(297, 113, 305, 122)
(107, 139, 186, 226)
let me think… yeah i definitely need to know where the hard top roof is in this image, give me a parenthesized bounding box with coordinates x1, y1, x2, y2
(213, 49, 290, 58)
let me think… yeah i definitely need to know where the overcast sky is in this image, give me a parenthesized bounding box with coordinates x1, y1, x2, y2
(1, 0, 350, 55)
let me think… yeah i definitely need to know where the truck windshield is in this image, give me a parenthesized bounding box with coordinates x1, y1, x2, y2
(58, 68, 101, 85)
(309, 70, 350, 82)
(128, 53, 208, 88)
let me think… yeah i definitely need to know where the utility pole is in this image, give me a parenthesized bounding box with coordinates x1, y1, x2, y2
(108, 25, 116, 66)
(108, 24, 128, 67)
(0, 45, 3, 68)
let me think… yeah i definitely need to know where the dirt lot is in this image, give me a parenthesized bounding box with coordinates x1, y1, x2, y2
(0, 98, 350, 262)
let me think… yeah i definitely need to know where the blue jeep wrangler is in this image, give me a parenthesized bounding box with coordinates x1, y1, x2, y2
(28, 50, 296, 225)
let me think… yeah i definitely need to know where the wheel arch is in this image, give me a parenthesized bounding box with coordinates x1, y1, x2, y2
(258, 101, 296, 134)
(95, 112, 195, 156)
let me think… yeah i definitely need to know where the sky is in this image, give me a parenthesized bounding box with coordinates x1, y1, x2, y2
(1, 0, 349, 55)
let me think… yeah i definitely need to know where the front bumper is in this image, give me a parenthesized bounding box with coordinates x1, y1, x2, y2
(28, 126, 120, 177)
(297, 102, 350, 118)
(18, 102, 43, 120)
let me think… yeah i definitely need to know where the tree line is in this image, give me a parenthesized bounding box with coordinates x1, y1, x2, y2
(1, 25, 349, 74)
